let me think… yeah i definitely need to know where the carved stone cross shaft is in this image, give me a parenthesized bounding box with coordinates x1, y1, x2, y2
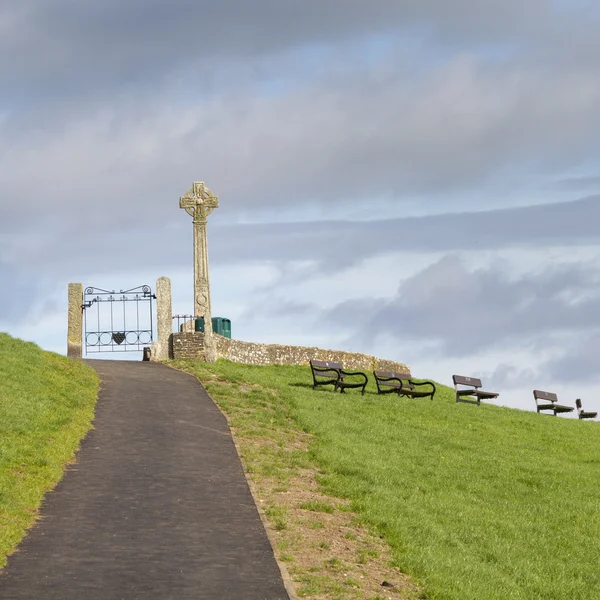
(179, 182, 219, 328)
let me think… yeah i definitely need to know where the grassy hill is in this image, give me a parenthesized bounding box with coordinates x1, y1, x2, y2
(0, 333, 98, 568)
(175, 359, 600, 600)
(2, 332, 597, 599)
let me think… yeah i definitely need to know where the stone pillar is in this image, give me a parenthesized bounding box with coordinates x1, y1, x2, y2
(67, 283, 83, 359)
(194, 212, 217, 362)
(153, 276, 172, 361)
(193, 214, 213, 334)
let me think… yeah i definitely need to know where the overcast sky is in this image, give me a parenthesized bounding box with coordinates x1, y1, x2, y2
(2, 1, 600, 413)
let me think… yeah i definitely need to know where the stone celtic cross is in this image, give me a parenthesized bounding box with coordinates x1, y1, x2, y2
(179, 181, 219, 326)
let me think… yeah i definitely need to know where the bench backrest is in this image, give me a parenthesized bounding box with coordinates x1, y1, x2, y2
(453, 375, 482, 388)
(311, 360, 342, 370)
(374, 370, 411, 380)
(533, 390, 558, 403)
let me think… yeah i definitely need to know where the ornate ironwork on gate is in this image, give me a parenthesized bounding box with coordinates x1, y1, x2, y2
(82, 285, 156, 353)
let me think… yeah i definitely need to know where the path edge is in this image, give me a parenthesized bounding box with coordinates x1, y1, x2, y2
(165, 363, 299, 600)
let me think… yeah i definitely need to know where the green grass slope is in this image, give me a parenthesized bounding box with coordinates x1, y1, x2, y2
(176, 360, 600, 600)
(0, 333, 98, 568)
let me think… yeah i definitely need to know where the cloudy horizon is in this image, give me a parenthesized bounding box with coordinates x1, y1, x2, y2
(2, 1, 600, 414)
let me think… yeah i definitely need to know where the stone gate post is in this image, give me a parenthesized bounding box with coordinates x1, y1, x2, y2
(152, 276, 172, 361)
(67, 283, 83, 359)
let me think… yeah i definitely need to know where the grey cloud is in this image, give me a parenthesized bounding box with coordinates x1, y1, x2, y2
(484, 364, 538, 390)
(4, 50, 600, 238)
(320, 254, 600, 357)
(1, 0, 572, 100)
(211, 195, 600, 267)
(552, 176, 600, 191)
(2, 0, 600, 235)
(540, 333, 600, 384)
(0, 263, 42, 323)
(2, 195, 600, 288)
(238, 298, 319, 321)
(0, 0, 450, 103)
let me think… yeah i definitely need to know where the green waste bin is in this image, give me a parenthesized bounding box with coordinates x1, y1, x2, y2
(212, 317, 232, 339)
(222, 318, 231, 339)
(195, 316, 231, 338)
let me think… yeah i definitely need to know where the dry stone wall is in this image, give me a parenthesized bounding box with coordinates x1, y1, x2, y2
(171, 332, 206, 361)
(213, 335, 409, 373)
(169, 333, 409, 372)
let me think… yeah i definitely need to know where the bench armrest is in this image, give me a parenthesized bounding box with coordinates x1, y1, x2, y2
(411, 380, 436, 391)
(340, 369, 368, 381)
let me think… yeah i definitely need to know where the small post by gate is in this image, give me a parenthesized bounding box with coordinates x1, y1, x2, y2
(82, 285, 156, 354)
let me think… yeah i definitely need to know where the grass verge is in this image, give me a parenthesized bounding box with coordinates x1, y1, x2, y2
(173, 359, 600, 600)
(0, 333, 99, 569)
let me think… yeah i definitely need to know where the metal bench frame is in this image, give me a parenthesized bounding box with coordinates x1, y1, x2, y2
(453, 375, 499, 406)
(374, 370, 436, 400)
(310, 360, 342, 391)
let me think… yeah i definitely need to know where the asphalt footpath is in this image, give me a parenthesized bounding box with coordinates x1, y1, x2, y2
(0, 360, 290, 600)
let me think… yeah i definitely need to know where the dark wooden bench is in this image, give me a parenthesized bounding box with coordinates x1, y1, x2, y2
(373, 370, 436, 400)
(576, 398, 597, 420)
(533, 390, 574, 416)
(310, 360, 368, 395)
(453, 375, 499, 406)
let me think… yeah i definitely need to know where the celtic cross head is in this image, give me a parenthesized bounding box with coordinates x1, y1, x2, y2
(179, 181, 219, 219)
